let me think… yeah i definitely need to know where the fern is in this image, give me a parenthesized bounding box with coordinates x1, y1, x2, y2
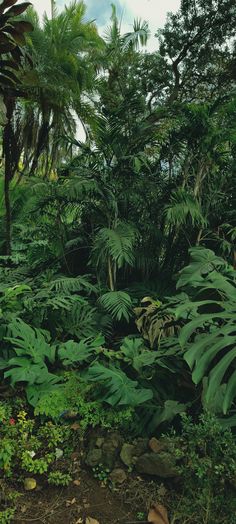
(61, 177, 100, 200)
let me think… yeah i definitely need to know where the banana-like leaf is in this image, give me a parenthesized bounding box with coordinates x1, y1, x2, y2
(0, 0, 18, 11)
(5, 2, 31, 17)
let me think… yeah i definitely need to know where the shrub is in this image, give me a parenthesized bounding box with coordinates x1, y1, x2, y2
(169, 413, 236, 524)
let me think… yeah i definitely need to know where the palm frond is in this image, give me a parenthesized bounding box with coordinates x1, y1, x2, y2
(92, 222, 138, 270)
(165, 189, 207, 228)
(99, 291, 132, 322)
(122, 19, 150, 50)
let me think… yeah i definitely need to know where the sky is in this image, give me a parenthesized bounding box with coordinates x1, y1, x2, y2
(31, 0, 180, 51)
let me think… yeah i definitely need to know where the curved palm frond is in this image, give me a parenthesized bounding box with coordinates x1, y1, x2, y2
(165, 189, 207, 228)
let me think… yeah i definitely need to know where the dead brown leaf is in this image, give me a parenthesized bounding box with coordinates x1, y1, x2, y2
(71, 452, 80, 461)
(70, 422, 80, 431)
(66, 497, 76, 507)
(73, 479, 81, 486)
(85, 518, 100, 524)
(148, 503, 169, 524)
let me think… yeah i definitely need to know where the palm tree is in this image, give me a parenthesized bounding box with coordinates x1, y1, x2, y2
(20, 1, 103, 175)
(0, 0, 33, 255)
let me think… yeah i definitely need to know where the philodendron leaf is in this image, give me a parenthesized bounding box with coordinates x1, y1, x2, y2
(120, 337, 158, 372)
(86, 362, 153, 407)
(58, 335, 104, 366)
(175, 247, 236, 415)
(4, 360, 48, 386)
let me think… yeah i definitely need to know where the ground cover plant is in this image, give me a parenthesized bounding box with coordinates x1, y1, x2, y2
(0, 0, 235, 522)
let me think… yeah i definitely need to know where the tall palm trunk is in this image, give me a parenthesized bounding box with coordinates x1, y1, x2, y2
(3, 97, 17, 256)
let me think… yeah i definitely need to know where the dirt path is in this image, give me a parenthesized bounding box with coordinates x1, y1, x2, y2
(13, 471, 139, 524)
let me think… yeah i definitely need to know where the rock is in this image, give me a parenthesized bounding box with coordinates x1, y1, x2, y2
(120, 443, 136, 467)
(149, 437, 167, 454)
(70, 422, 80, 431)
(110, 468, 127, 484)
(85, 432, 123, 470)
(95, 437, 104, 448)
(85, 448, 102, 467)
(24, 478, 37, 491)
(134, 438, 149, 456)
(135, 452, 178, 478)
(106, 432, 123, 449)
(102, 433, 121, 469)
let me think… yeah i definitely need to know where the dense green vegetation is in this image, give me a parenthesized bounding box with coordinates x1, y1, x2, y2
(0, 0, 236, 522)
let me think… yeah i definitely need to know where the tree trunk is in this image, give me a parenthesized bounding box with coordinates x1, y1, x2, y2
(3, 97, 17, 256)
(4, 173, 11, 256)
(108, 257, 115, 291)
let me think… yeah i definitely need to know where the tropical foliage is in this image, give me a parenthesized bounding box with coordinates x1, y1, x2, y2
(0, 1, 236, 521)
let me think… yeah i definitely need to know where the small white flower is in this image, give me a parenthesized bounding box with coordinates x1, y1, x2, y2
(55, 448, 63, 459)
(27, 451, 36, 458)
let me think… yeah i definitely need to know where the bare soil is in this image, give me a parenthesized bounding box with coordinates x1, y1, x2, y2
(12, 469, 144, 524)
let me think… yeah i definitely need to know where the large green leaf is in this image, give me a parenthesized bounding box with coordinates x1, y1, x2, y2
(26, 382, 62, 408)
(58, 335, 104, 366)
(177, 247, 227, 289)
(206, 349, 236, 408)
(86, 362, 153, 406)
(176, 247, 236, 414)
(0, 95, 7, 125)
(223, 370, 236, 415)
(179, 311, 235, 348)
(6, 318, 55, 364)
(184, 324, 236, 370)
(4, 359, 48, 385)
(119, 337, 158, 372)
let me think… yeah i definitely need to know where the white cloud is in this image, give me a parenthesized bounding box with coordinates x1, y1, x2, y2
(122, 0, 180, 50)
(31, 0, 180, 50)
(31, 0, 50, 19)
